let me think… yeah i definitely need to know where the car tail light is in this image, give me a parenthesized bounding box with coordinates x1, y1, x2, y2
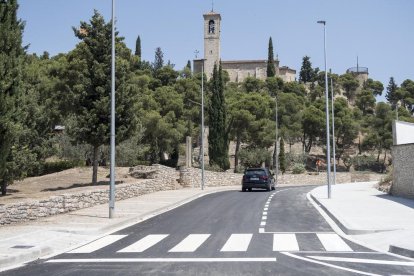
(260, 175, 268, 180)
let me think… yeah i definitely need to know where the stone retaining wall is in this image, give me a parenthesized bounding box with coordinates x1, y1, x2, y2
(0, 165, 178, 226)
(391, 143, 414, 199)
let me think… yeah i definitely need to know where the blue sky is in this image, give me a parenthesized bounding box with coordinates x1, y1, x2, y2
(19, 0, 413, 101)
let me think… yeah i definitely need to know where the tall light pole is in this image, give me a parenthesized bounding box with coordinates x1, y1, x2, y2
(201, 59, 205, 190)
(317, 20, 332, 199)
(274, 96, 278, 184)
(109, 0, 116, 218)
(330, 69, 336, 186)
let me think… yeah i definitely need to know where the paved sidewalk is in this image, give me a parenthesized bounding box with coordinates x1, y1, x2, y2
(310, 182, 414, 258)
(0, 186, 239, 272)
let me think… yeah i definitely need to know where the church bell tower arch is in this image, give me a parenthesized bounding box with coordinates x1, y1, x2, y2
(203, 11, 221, 79)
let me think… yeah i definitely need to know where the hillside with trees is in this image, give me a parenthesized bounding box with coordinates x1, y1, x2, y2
(1, 4, 414, 195)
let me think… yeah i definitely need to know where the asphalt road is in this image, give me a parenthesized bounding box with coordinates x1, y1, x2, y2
(4, 186, 414, 275)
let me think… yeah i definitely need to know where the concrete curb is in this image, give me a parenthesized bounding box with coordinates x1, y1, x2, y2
(389, 245, 414, 259)
(309, 193, 380, 235)
(0, 245, 52, 272)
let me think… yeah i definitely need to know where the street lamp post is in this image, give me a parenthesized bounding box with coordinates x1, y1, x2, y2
(109, 0, 116, 218)
(275, 96, 278, 184)
(330, 70, 336, 186)
(201, 59, 205, 190)
(317, 20, 332, 199)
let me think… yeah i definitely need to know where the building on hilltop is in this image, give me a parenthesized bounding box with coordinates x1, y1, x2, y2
(193, 10, 296, 82)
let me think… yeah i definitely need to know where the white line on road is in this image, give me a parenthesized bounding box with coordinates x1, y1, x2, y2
(47, 257, 277, 263)
(309, 256, 414, 266)
(273, 234, 299, 251)
(317, 233, 353, 252)
(221, 234, 253, 252)
(282, 252, 380, 276)
(264, 207, 268, 211)
(169, 234, 210, 252)
(260, 221, 266, 226)
(68, 235, 127, 254)
(118, 234, 168, 253)
(262, 216, 267, 220)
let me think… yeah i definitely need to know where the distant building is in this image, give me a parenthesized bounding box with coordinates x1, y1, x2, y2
(193, 10, 296, 82)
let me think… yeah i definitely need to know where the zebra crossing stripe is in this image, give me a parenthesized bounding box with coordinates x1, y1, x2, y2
(169, 234, 210, 252)
(273, 234, 299, 251)
(118, 234, 169, 253)
(221, 234, 253, 252)
(317, 233, 353, 252)
(68, 235, 127, 254)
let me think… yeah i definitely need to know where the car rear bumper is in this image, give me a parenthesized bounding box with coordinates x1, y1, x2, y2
(242, 182, 271, 189)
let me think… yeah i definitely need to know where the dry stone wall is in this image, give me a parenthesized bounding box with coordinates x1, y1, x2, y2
(0, 165, 179, 226)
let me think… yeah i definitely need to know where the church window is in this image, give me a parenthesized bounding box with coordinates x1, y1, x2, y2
(208, 20, 215, 34)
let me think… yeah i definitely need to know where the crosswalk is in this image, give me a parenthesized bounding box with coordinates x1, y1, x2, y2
(67, 232, 358, 255)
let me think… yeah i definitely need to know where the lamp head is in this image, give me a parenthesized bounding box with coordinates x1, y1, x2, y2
(317, 20, 326, 25)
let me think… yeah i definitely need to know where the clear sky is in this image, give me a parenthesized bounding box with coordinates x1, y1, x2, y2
(18, 0, 414, 101)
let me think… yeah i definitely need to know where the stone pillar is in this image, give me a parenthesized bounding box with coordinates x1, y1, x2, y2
(186, 136, 192, 168)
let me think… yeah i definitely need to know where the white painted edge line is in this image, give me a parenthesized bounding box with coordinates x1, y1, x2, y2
(309, 256, 414, 266)
(259, 228, 265, 233)
(264, 208, 268, 211)
(260, 221, 266, 226)
(46, 257, 277, 263)
(263, 212, 268, 215)
(282, 252, 380, 276)
(262, 216, 267, 220)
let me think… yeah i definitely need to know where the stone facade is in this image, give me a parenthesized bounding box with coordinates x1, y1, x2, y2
(391, 143, 414, 199)
(193, 10, 296, 82)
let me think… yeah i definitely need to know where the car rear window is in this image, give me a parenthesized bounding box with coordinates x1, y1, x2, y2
(245, 170, 266, 176)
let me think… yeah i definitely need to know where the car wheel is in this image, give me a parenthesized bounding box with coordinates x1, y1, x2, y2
(271, 185, 276, 190)
(266, 184, 271, 191)
(242, 188, 246, 192)
(248, 188, 252, 192)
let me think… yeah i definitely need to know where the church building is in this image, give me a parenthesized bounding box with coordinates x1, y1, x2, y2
(193, 10, 296, 82)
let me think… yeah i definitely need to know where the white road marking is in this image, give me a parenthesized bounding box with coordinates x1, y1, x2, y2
(317, 233, 353, 252)
(68, 235, 127, 254)
(273, 234, 299, 251)
(309, 256, 414, 266)
(264, 207, 268, 211)
(118, 234, 168, 253)
(221, 234, 253, 252)
(259, 228, 265, 233)
(47, 257, 277, 263)
(263, 212, 268, 215)
(282, 252, 380, 276)
(262, 216, 267, 220)
(169, 234, 210, 252)
(260, 221, 266, 226)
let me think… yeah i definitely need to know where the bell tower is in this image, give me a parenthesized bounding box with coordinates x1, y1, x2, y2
(203, 11, 221, 79)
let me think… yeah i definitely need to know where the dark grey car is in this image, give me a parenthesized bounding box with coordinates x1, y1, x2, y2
(241, 168, 276, 192)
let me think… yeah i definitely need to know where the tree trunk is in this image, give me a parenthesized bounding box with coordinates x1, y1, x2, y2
(1, 179, 6, 196)
(382, 150, 387, 173)
(92, 145, 99, 185)
(234, 135, 241, 173)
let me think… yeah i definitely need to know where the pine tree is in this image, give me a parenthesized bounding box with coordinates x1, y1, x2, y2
(385, 77, 398, 109)
(278, 138, 286, 174)
(153, 47, 164, 72)
(208, 63, 229, 170)
(266, 37, 276, 78)
(69, 11, 139, 185)
(135, 35, 141, 57)
(186, 60, 191, 71)
(0, 0, 26, 195)
(299, 56, 314, 83)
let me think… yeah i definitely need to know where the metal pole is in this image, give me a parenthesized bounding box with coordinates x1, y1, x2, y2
(275, 97, 278, 184)
(330, 71, 336, 186)
(109, 0, 116, 218)
(318, 20, 331, 199)
(201, 61, 205, 190)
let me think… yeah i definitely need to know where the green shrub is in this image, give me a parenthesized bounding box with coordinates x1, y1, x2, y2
(352, 155, 382, 172)
(238, 147, 271, 168)
(292, 163, 306, 174)
(205, 163, 224, 172)
(40, 160, 84, 175)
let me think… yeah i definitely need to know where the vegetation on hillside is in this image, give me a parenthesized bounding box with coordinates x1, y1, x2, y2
(1, 5, 414, 195)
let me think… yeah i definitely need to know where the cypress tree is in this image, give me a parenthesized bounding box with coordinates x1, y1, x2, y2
(186, 60, 191, 71)
(279, 138, 286, 174)
(266, 37, 276, 78)
(135, 35, 141, 57)
(385, 77, 398, 109)
(0, 0, 25, 195)
(208, 62, 229, 170)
